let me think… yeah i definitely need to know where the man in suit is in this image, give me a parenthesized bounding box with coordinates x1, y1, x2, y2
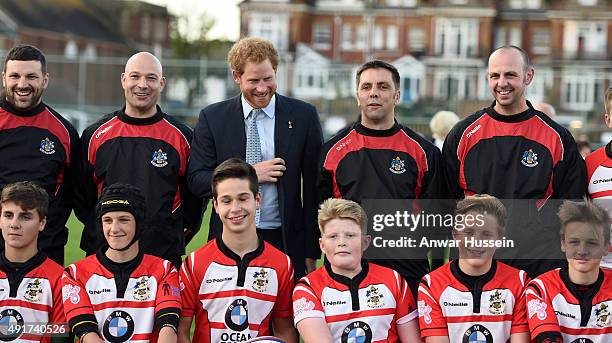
(188, 37, 323, 279)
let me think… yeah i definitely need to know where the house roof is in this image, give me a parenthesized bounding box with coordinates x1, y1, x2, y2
(0, 0, 129, 44)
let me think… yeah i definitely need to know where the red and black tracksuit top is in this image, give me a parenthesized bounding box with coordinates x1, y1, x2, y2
(442, 101, 586, 203)
(0, 100, 80, 254)
(75, 106, 203, 264)
(442, 101, 587, 276)
(318, 121, 445, 291)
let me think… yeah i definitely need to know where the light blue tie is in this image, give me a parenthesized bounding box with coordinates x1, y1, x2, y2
(246, 109, 262, 225)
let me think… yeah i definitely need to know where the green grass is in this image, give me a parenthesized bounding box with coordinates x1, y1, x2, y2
(64, 202, 213, 266)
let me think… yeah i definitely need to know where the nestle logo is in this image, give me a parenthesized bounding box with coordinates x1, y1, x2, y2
(95, 125, 112, 139)
(466, 124, 481, 138)
(335, 138, 352, 151)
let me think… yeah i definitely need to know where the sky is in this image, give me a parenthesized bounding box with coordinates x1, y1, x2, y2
(141, 0, 241, 40)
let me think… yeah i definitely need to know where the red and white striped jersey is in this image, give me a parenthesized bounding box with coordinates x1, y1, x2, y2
(180, 237, 294, 343)
(526, 267, 612, 342)
(585, 142, 612, 269)
(61, 252, 181, 343)
(418, 260, 529, 341)
(0, 253, 65, 342)
(292, 261, 416, 342)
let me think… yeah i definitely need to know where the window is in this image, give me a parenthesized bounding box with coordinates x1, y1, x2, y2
(439, 75, 459, 99)
(532, 28, 550, 54)
(435, 18, 478, 57)
(509, 0, 541, 9)
(374, 25, 384, 50)
(564, 21, 607, 58)
(342, 24, 353, 50)
(386, 0, 416, 6)
(250, 13, 289, 51)
(578, 0, 597, 5)
(260, 17, 273, 39)
(509, 27, 521, 46)
(313, 22, 331, 49)
(408, 27, 425, 51)
(494, 27, 506, 48)
(435, 69, 479, 100)
(386, 25, 398, 50)
(356, 25, 367, 49)
(561, 73, 603, 111)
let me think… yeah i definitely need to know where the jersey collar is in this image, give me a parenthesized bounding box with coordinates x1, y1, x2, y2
(96, 249, 145, 298)
(487, 100, 536, 123)
(0, 251, 46, 274)
(0, 99, 46, 117)
(0, 251, 47, 298)
(560, 266, 604, 326)
(216, 234, 265, 262)
(606, 140, 612, 159)
(355, 120, 401, 137)
(216, 235, 265, 287)
(324, 259, 369, 311)
(324, 259, 369, 287)
(117, 105, 165, 125)
(450, 259, 498, 313)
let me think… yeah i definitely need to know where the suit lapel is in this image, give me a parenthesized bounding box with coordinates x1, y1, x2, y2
(228, 95, 247, 159)
(274, 94, 293, 161)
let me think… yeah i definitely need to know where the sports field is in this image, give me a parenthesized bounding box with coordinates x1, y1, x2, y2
(63, 204, 213, 266)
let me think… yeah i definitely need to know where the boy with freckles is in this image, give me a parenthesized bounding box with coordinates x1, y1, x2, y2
(292, 198, 422, 343)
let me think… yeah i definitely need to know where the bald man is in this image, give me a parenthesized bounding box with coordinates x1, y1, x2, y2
(75, 52, 203, 268)
(534, 102, 556, 119)
(442, 45, 586, 277)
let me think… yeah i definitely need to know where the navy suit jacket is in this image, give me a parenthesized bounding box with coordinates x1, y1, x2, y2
(187, 94, 323, 278)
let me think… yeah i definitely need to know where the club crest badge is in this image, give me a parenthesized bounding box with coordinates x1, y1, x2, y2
(488, 290, 506, 314)
(23, 278, 43, 302)
(366, 285, 384, 308)
(252, 268, 269, 293)
(39, 137, 55, 155)
(595, 302, 610, 327)
(133, 276, 151, 301)
(150, 149, 168, 167)
(389, 156, 406, 174)
(521, 149, 538, 167)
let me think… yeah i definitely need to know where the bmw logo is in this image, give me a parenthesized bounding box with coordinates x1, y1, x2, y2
(341, 321, 372, 343)
(0, 309, 23, 341)
(103, 310, 135, 343)
(225, 299, 249, 331)
(463, 324, 493, 343)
